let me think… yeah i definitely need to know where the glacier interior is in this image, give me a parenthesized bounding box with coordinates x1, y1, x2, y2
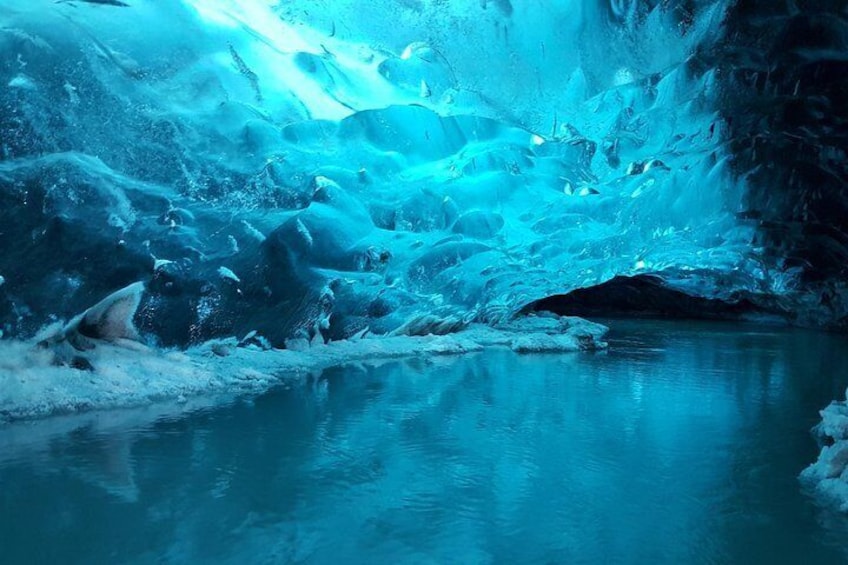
(2, 0, 848, 513)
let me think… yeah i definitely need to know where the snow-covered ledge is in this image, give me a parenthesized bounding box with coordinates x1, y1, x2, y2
(801, 392, 848, 512)
(0, 315, 607, 424)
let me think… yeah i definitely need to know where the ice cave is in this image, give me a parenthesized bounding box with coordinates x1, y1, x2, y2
(1, 0, 848, 562)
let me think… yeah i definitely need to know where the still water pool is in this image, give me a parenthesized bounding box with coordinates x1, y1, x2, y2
(2, 320, 848, 564)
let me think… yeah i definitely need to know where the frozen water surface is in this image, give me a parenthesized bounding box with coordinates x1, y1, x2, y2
(1, 320, 847, 564)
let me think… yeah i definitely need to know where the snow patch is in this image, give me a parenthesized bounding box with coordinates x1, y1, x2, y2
(0, 316, 607, 423)
(802, 394, 848, 512)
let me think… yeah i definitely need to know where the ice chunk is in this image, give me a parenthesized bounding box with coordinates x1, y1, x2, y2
(802, 395, 848, 512)
(218, 267, 241, 284)
(47, 282, 145, 345)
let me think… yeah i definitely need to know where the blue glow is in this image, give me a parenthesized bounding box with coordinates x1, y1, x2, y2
(0, 0, 784, 345)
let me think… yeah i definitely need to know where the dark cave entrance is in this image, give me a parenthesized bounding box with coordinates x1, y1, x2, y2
(527, 275, 765, 321)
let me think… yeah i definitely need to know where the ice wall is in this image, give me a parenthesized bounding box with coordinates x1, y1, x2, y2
(0, 0, 845, 347)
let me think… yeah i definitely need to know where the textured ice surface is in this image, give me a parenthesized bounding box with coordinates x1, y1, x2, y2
(0, 0, 790, 346)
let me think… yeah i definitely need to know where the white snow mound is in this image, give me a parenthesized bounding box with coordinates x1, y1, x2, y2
(0, 316, 607, 423)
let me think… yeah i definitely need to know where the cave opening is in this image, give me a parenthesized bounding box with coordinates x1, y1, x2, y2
(527, 275, 767, 321)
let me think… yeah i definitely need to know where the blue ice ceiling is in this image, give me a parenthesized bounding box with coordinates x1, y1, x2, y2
(1, 0, 846, 346)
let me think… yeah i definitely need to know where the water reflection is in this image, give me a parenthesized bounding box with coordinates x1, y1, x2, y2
(1, 320, 847, 564)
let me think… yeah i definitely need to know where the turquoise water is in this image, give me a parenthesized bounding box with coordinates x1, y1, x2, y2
(2, 320, 848, 564)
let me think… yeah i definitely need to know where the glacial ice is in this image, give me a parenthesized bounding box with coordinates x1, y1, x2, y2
(0, 0, 777, 346)
(1, 0, 848, 510)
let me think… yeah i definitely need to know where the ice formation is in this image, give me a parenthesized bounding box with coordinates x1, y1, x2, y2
(1, 0, 847, 508)
(803, 393, 848, 512)
(3, 0, 845, 349)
